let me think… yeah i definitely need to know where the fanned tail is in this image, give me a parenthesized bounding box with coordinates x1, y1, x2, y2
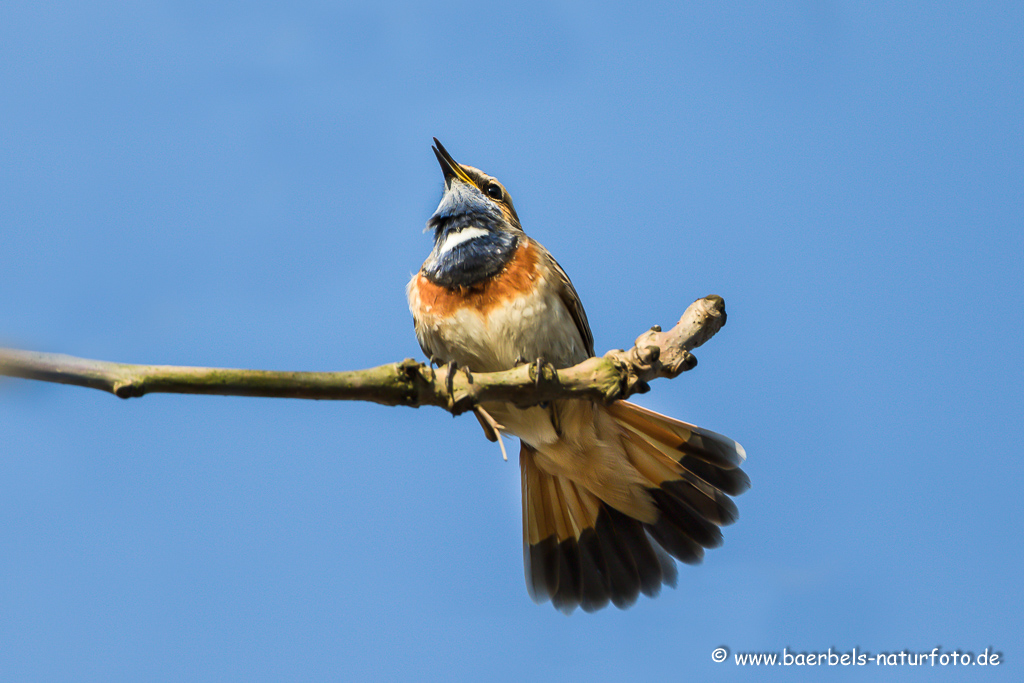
(521, 443, 677, 613)
(520, 401, 748, 613)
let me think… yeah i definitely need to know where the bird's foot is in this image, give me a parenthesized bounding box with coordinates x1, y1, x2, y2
(444, 360, 473, 412)
(533, 357, 547, 391)
(530, 357, 562, 436)
(522, 356, 553, 409)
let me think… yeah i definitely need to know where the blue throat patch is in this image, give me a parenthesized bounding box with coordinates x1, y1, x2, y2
(422, 181, 520, 288)
(422, 217, 519, 288)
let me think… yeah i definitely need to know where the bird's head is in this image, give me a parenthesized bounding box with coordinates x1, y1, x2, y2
(428, 138, 522, 237)
(421, 139, 523, 286)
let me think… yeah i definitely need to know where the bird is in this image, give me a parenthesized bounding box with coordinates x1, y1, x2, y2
(407, 139, 749, 613)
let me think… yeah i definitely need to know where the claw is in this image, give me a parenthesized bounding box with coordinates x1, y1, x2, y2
(444, 361, 474, 411)
(531, 356, 560, 436)
(531, 356, 551, 410)
(534, 357, 545, 390)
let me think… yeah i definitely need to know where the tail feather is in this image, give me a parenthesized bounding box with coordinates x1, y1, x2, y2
(521, 452, 559, 603)
(648, 533, 680, 589)
(523, 444, 676, 613)
(679, 455, 751, 496)
(644, 514, 705, 565)
(665, 477, 739, 526)
(607, 401, 746, 469)
(558, 478, 612, 611)
(592, 507, 642, 607)
(617, 413, 740, 527)
(520, 402, 748, 613)
(603, 503, 676, 597)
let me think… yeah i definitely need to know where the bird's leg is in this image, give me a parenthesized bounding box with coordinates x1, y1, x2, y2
(517, 355, 549, 407)
(443, 360, 474, 412)
(426, 355, 445, 382)
(522, 355, 560, 436)
(526, 355, 550, 404)
(534, 356, 546, 391)
(445, 360, 458, 411)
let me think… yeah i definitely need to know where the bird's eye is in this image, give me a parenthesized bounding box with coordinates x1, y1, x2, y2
(485, 183, 503, 200)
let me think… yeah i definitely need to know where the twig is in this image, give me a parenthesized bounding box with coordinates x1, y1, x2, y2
(473, 406, 508, 461)
(0, 295, 727, 415)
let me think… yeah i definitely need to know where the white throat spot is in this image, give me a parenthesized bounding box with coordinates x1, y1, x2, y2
(438, 227, 489, 254)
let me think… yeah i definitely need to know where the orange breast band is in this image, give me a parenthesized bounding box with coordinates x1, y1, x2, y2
(415, 240, 539, 318)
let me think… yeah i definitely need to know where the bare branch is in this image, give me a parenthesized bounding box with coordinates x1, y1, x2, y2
(0, 295, 727, 414)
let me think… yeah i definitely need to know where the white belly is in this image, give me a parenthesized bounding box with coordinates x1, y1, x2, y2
(409, 272, 587, 373)
(409, 269, 589, 447)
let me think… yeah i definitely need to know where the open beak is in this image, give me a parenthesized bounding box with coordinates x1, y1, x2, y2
(432, 138, 474, 189)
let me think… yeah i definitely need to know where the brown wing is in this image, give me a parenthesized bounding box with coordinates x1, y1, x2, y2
(539, 245, 595, 358)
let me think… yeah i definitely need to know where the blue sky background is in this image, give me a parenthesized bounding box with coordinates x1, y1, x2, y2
(1, 2, 1021, 681)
